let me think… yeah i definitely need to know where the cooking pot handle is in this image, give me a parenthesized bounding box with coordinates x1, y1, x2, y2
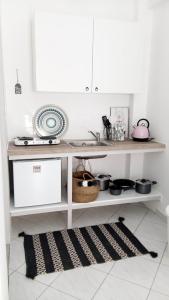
(137, 118, 150, 128)
(152, 181, 157, 185)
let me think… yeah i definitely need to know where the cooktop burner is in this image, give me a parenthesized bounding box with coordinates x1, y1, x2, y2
(14, 136, 60, 146)
(39, 136, 56, 140)
(17, 137, 34, 141)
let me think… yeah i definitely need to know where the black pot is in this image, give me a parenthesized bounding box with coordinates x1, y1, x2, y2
(109, 185, 122, 195)
(135, 179, 157, 194)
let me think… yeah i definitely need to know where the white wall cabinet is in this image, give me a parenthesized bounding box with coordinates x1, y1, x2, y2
(34, 13, 93, 93)
(92, 19, 144, 94)
(34, 14, 144, 94)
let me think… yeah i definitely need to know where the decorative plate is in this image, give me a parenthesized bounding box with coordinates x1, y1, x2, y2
(33, 105, 68, 137)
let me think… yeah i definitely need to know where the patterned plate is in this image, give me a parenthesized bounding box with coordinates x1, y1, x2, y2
(33, 105, 68, 137)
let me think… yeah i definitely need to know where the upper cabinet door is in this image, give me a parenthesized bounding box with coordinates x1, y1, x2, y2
(92, 19, 144, 94)
(34, 13, 93, 93)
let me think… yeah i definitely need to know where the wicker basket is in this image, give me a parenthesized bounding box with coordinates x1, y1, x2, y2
(72, 171, 99, 203)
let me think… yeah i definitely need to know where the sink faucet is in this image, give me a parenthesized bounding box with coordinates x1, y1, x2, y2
(88, 131, 100, 142)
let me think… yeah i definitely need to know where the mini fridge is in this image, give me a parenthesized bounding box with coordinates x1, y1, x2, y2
(13, 159, 61, 207)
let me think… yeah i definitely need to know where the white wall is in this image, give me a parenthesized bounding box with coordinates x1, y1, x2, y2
(1, 0, 137, 140)
(1, 0, 142, 181)
(0, 141, 9, 300)
(0, 1, 9, 299)
(144, 0, 169, 214)
(0, 5, 10, 243)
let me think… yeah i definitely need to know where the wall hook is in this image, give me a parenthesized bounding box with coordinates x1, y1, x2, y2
(15, 69, 22, 94)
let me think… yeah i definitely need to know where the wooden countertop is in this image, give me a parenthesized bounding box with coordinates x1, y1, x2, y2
(8, 140, 166, 159)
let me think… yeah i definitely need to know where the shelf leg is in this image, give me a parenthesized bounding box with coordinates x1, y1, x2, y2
(67, 156, 72, 229)
(67, 209, 72, 229)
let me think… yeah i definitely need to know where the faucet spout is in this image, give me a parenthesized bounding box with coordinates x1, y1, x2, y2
(88, 131, 100, 142)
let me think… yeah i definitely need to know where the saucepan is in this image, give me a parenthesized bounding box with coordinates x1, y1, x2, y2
(135, 179, 157, 194)
(95, 174, 112, 191)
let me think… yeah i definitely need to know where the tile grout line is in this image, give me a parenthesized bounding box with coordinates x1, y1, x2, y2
(73, 209, 87, 222)
(145, 243, 168, 300)
(91, 272, 109, 300)
(133, 207, 149, 234)
(108, 270, 156, 291)
(36, 285, 49, 300)
(46, 284, 81, 300)
(37, 284, 80, 300)
(91, 260, 117, 299)
(107, 205, 124, 223)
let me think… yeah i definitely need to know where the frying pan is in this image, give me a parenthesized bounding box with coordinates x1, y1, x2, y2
(110, 179, 135, 191)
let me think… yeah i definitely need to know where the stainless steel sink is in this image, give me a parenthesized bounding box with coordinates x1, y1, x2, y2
(68, 140, 109, 147)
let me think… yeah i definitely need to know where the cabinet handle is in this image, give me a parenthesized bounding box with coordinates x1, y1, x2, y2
(85, 87, 89, 92)
(95, 87, 98, 92)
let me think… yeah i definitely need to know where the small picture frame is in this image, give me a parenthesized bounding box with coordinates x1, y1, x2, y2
(110, 107, 129, 139)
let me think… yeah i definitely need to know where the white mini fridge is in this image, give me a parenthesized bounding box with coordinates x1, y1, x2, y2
(13, 159, 61, 207)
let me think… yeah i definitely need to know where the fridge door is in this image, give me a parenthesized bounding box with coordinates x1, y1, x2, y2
(13, 159, 61, 207)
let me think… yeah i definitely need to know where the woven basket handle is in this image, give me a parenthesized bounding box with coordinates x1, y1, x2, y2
(83, 172, 94, 180)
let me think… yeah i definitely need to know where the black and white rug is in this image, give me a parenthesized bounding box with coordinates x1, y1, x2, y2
(19, 217, 157, 279)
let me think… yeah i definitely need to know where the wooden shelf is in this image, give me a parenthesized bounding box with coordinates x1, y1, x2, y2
(72, 186, 162, 210)
(8, 140, 166, 160)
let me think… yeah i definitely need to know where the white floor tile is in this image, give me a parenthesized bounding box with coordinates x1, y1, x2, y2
(72, 209, 86, 221)
(92, 261, 115, 274)
(51, 267, 106, 300)
(111, 256, 159, 288)
(20, 212, 64, 225)
(137, 238, 167, 263)
(20, 212, 66, 234)
(18, 263, 61, 286)
(39, 286, 76, 300)
(94, 275, 149, 300)
(9, 271, 47, 300)
(152, 264, 169, 296)
(9, 238, 25, 270)
(143, 211, 167, 226)
(73, 206, 120, 228)
(161, 247, 169, 266)
(148, 290, 169, 300)
(135, 218, 167, 242)
(110, 203, 148, 232)
(11, 217, 36, 241)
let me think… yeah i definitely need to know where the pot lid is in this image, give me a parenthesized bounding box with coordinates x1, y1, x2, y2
(136, 179, 151, 185)
(96, 174, 111, 181)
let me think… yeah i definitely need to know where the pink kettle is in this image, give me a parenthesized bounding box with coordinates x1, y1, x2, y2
(132, 119, 150, 141)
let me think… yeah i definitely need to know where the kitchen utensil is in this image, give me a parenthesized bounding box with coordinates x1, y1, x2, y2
(102, 116, 112, 140)
(109, 185, 122, 195)
(111, 179, 135, 191)
(33, 105, 68, 137)
(95, 174, 111, 191)
(15, 69, 22, 94)
(132, 119, 150, 141)
(135, 179, 157, 194)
